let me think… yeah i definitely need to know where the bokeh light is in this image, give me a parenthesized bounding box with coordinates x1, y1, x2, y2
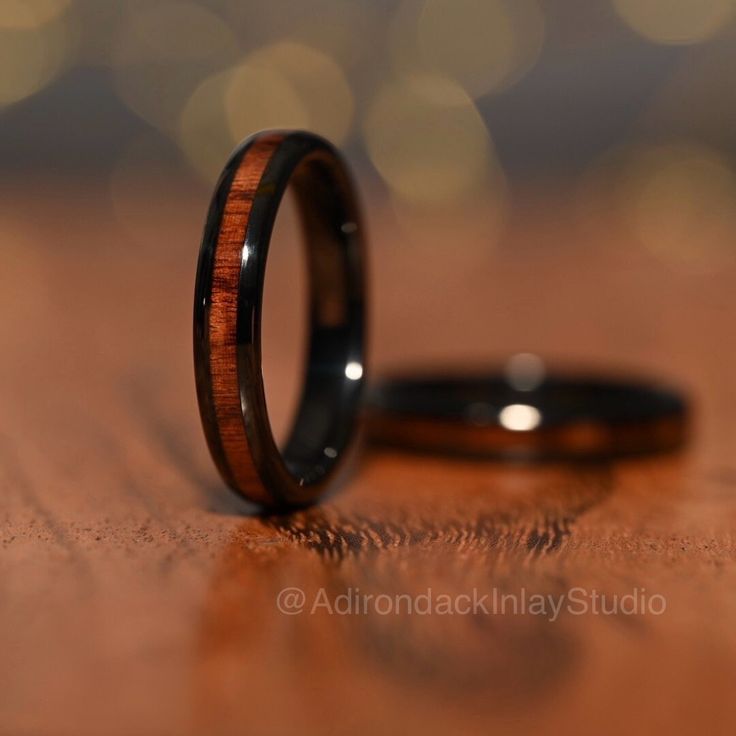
(177, 68, 239, 183)
(505, 353, 546, 391)
(226, 42, 353, 146)
(111, 2, 238, 132)
(498, 403, 541, 431)
(612, 0, 736, 45)
(223, 64, 309, 145)
(615, 142, 736, 265)
(0, 4, 72, 107)
(220, 0, 378, 70)
(178, 41, 353, 182)
(0, 0, 71, 29)
(364, 76, 496, 205)
(390, 0, 545, 99)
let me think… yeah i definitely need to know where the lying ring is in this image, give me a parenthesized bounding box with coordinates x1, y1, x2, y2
(365, 367, 688, 461)
(194, 130, 366, 508)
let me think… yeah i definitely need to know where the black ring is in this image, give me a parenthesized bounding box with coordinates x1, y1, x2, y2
(193, 130, 366, 507)
(365, 369, 689, 461)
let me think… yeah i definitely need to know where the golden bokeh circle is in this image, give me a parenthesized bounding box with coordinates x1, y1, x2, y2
(617, 142, 736, 264)
(364, 76, 496, 205)
(111, 2, 238, 131)
(390, 0, 545, 98)
(226, 42, 353, 145)
(0, 0, 72, 30)
(177, 69, 237, 183)
(0, 12, 71, 106)
(612, 0, 736, 45)
(178, 41, 353, 182)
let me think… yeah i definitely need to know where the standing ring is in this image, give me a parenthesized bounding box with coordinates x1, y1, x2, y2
(194, 130, 366, 508)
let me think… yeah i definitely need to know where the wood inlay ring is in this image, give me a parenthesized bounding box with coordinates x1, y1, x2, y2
(365, 371, 689, 460)
(194, 131, 366, 508)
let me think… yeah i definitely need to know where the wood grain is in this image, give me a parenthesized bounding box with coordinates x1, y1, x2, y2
(202, 135, 278, 506)
(1, 180, 736, 736)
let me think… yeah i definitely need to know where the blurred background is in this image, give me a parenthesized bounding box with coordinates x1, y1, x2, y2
(2, 0, 736, 446)
(2, 0, 736, 237)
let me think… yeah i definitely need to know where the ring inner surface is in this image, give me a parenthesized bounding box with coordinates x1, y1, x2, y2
(271, 154, 363, 485)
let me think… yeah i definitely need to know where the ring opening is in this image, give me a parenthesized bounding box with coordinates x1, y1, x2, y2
(261, 189, 307, 448)
(266, 152, 363, 486)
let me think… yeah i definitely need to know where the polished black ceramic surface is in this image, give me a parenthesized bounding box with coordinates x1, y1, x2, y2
(366, 366, 689, 461)
(194, 130, 366, 507)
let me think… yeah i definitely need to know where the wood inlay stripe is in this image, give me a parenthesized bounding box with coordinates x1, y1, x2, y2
(207, 138, 279, 505)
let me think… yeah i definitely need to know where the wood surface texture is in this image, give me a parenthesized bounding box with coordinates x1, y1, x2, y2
(1, 181, 735, 736)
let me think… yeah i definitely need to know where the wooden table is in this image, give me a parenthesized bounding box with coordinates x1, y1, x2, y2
(2, 180, 735, 735)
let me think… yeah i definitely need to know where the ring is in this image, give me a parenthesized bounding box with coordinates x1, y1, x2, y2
(365, 366, 688, 461)
(193, 130, 366, 507)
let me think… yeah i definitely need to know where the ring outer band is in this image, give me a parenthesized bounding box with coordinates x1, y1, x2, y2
(193, 130, 366, 507)
(365, 371, 689, 461)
